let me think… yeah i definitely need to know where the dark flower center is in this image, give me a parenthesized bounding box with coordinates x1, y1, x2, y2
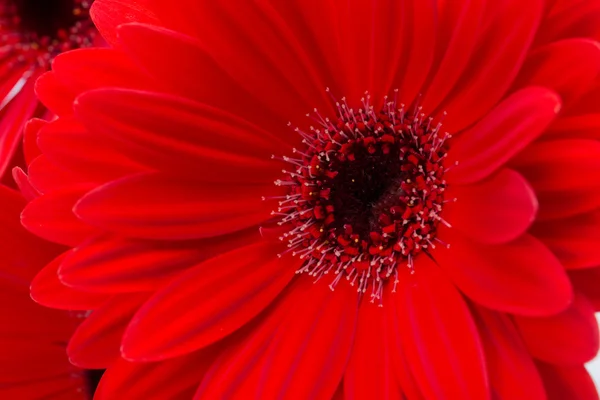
(0, 0, 95, 67)
(12, 0, 79, 38)
(269, 90, 452, 304)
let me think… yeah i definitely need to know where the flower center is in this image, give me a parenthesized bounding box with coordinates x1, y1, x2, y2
(269, 90, 453, 304)
(1, 0, 95, 67)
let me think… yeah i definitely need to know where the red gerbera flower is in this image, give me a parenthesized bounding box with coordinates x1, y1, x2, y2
(0, 185, 102, 399)
(21, 0, 600, 398)
(0, 0, 98, 181)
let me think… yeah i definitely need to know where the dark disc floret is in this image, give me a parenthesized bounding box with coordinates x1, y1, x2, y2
(0, 0, 96, 68)
(269, 90, 454, 305)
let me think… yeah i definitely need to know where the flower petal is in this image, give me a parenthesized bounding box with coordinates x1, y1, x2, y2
(257, 282, 358, 399)
(444, 169, 537, 244)
(513, 39, 600, 104)
(67, 293, 150, 369)
(30, 252, 107, 310)
(395, 258, 489, 400)
(37, 117, 145, 182)
(344, 304, 402, 400)
(95, 349, 218, 400)
(21, 185, 101, 246)
(447, 87, 561, 184)
(511, 139, 600, 192)
(532, 210, 600, 269)
(514, 293, 599, 365)
(121, 242, 298, 361)
(60, 229, 259, 293)
(536, 363, 600, 400)
(569, 268, 600, 310)
(90, 0, 159, 46)
(52, 48, 157, 96)
(74, 172, 276, 240)
(435, 233, 573, 316)
(470, 306, 546, 400)
(116, 22, 296, 139)
(74, 88, 288, 175)
(439, 0, 544, 132)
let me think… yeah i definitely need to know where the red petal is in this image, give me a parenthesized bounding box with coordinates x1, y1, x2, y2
(536, 362, 600, 400)
(90, 0, 159, 46)
(391, 0, 436, 107)
(116, 22, 296, 140)
(532, 210, 600, 269)
(67, 292, 150, 369)
(60, 228, 259, 293)
(513, 39, 600, 104)
(74, 88, 288, 173)
(536, 187, 600, 221)
(160, 2, 333, 120)
(52, 48, 157, 96)
(30, 252, 107, 310)
(121, 241, 297, 361)
(344, 304, 402, 400)
(197, 279, 357, 399)
(470, 305, 546, 400)
(22, 117, 45, 165)
(34, 71, 75, 116)
(448, 87, 561, 184)
(439, 0, 544, 132)
(514, 293, 599, 365)
(445, 169, 537, 244)
(21, 185, 100, 246)
(511, 139, 600, 192)
(435, 233, 573, 316)
(28, 155, 90, 193)
(0, 74, 40, 177)
(395, 258, 489, 399)
(421, 0, 485, 113)
(569, 268, 600, 310)
(36, 117, 145, 183)
(95, 349, 218, 400)
(74, 172, 276, 240)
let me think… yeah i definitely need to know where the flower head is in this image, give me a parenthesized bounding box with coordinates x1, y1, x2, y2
(0, 0, 97, 179)
(22, 0, 600, 398)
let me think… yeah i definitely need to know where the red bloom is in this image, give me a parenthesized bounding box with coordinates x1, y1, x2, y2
(22, 0, 600, 398)
(0, 0, 98, 181)
(0, 186, 96, 399)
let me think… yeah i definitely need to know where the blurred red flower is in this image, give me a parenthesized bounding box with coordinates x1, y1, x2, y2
(0, 0, 98, 181)
(0, 186, 98, 399)
(21, 0, 600, 398)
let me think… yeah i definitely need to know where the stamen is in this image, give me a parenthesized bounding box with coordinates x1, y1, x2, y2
(266, 89, 453, 303)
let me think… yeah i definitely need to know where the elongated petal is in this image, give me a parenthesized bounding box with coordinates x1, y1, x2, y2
(448, 87, 561, 184)
(60, 229, 258, 293)
(435, 233, 573, 316)
(395, 258, 489, 399)
(30, 252, 107, 310)
(444, 169, 537, 244)
(67, 293, 150, 369)
(121, 242, 298, 361)
(21, 185, 100, 246)
(470, 305, 546, 400)
(536, 362, 600, 400)
(74, 172, 276, 240)
(514, 293, 599, 364)
(95, 348, 218, 400)
(513, 39, 600, 104)
(344, 304, 402, 400)
(533, 210, 600, 269)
